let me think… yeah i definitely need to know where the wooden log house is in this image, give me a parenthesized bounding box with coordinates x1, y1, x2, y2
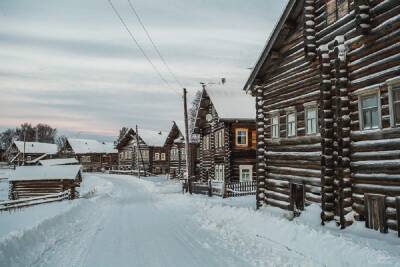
(164, 121, 199, 179)
(60, 138, 118, 172)
(194, 85, 257, 183)
(6, 141, 58, 165)
(244, 0, 400, 234)
(116, 128, 169, 175)
(9, 165, 82, 200)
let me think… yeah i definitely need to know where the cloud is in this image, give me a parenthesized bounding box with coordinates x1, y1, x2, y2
(0, 0, 288, 139)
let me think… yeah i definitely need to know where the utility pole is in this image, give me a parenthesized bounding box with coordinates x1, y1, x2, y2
(183, 88, 191, 181)
(135, 125, 141, 179)
(22, 131, 26, 166)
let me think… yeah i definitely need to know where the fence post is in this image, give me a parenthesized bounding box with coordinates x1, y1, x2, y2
(208, 179, 212, 197)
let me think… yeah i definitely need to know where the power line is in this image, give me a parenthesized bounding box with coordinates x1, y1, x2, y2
(107, 0, 180, 96)
(127, 0, 184, 89)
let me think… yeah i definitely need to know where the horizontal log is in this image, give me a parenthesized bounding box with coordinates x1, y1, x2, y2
(266, 199, 290, 210)
(352, 183, 400, 196)
(351, 128, 400, 141)
(267, 173, 321, 186)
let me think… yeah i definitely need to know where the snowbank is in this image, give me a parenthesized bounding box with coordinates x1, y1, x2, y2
(0, 174, 113, 266)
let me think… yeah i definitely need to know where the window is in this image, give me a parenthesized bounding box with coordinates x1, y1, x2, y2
(171, 148, 179, 161)
(154, 153, 160, 161)
(305, 107, 318, 135)
(239, 165, 253, 182)
(128, 151, 132, 159)
(215, 129, 224, 149)
(360, 94, 380, 130)
(161, 153, 166, 161)
(235, 128, 248, 147)
(124, 151, 128, 160)
(181, 148, 186, 160)
(119, 152, 123, 160)
(271, 114, 280, 138)
(214, 164, 224, 181)
(287, 112, 297, 137)
(81, 156, 91, 163)
(203, 135, 210, 150)
(326, 0, 349, 25)
(251, 131, 256, 148)
(389, 85, 400, 127)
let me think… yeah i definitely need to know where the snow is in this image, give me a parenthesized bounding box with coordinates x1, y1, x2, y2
(9, 165, 81, 181)
(39, 158, 79, 166)
(13, 141, 57, 155)
(206, 84, 255, 120)
(137, 128, 168, 147)
(67, 138, 117, 154)
(1, 174, 399, 266)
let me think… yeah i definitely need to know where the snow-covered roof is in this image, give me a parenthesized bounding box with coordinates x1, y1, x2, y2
(138, 129, 167, 147)
(9, 165, 81, 181)
(39, 158, 79, 166)
(206, 85, 255, 120)
(13, 141, 58, 155)
(67, 138, 117, 154)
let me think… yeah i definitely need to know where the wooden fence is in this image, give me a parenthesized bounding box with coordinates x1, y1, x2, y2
(225, 181, 257, 197)
(0, 190, 70, 211)
(190, 180, 256, 198)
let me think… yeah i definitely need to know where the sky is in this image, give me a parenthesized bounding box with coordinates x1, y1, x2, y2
(0, 0, 287, 141)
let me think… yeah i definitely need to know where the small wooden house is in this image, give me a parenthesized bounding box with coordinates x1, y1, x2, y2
(60, 138, 118, 172)
(9, 165, 82, 200)
(193, 84, 256, 183)
(6, 141, 58, 165)
(164, 121, 199, 179)
(116, 128, 169, 175)
(244, 0, 400, 234)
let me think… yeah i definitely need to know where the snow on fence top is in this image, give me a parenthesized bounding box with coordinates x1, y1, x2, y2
(138, 129, 167, 147)
(13, 141, 58, 155)
(9, 165, 81, 181)
(39, 158, 79, 166)
(206, 85, 256, 120)
(67, 138, 117, 154)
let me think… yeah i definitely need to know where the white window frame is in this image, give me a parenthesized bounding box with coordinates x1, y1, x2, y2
(388, 78, 400, 128)
(239, 165, 253, 182)
(161, 153, 166, 161)
(154, 152, 160, 161)
(304, 102, 318, 135)
(203, 135, 210, 150)
(357, 88, 381, 131)
(214, 164, 224, 181)
(286, 108, 297, 137)
(271, 112, 280, 139)
(235, 128, 248, 147)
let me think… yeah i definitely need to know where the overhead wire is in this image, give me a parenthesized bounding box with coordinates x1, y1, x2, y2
(107, 0, 181, 96)
(127, 0, 184, 89)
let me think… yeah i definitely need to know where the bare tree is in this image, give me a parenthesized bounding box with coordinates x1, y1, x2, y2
(0, 128, 16, 150)
(35, 123, 57, 143)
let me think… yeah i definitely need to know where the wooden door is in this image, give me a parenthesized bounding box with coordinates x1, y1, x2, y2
(290, 183, 305, 215)
(364, 194, 387, 233)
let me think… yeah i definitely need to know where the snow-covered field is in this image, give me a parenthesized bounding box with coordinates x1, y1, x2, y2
(0, 173, 399, 267)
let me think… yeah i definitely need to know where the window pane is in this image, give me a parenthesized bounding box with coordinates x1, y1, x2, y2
(395, 102, 400, 125)
(288, 113, 295, 122)
(363, 110, 371, 129)
(362, 95, 378, 109)
(307, 108, 317, 119)
(394, 90, 400, 102)
(371, 109, 379, 128)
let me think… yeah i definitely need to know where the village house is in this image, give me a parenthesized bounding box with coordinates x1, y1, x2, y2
(164, 121, 200, 179)
(6, 141, 58, 165)
(193, 84, 256, 184)
(9, 164, 82, 200)
(60, 138, 118, 172)
(116, 128, 168, 175)
(244, 0, 400, 234)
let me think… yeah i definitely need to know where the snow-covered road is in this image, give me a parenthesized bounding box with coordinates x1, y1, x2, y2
(1, 174, 400, 267)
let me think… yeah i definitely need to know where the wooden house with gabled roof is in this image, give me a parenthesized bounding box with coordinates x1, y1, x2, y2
(164, 121, 199, 179)
(61, 138, 118, 172)
(194, 84, 256, 183)
(116, 128, 169, 175)
(244, 0, 400, 235)
(7, 141, 58, 165)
